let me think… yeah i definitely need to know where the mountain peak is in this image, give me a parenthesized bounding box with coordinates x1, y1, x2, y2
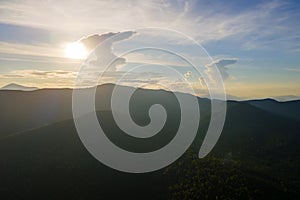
(1, 83, 38, 91)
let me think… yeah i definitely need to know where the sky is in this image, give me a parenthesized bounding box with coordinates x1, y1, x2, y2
(0, 0, 299, 99)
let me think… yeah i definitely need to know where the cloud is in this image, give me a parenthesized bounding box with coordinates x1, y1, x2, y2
(1, 0, 299, 96)
(0, 42, 64, 58)
(184, 71, 192, 78)
(199, 77, 206, 88)
(283, 67, 300, 72)
(1, 74, 24, 78)
(0, 70, 77, 79)
(80, 32, 118, 51)
(0, 0, 298, 81)
(76, 31, 137, 87)
(1, 0, 298, 50)
(205, 58, 237, 81)
(0, 53, 81, 64)
(83, 31, 136, 70)
(124, 52, 191, 68)
(0, 69, 81, 88)
(80, 31, 137, 49)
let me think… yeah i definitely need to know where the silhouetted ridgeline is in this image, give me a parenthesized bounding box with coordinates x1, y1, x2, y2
(0, 84, 299, 199)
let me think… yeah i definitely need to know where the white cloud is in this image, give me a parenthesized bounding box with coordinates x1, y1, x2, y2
(79, 31, 136, 77)
(1, 0, 299, 96)
(1, 0, 298, 49)
(199, 77, 206, 89)
(283, 67, 300, 72)
(0, 42, 64, 58)
(124, 52, 191, 67)
(184, 71, 192, 78)
(205, 58, 237, 81)
(0, 70, 78, 79)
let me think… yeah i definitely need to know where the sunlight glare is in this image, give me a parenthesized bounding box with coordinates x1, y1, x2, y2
(65, 42, 87, 59)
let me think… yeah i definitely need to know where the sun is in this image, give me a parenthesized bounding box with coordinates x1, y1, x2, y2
(64, 42, 88, 59)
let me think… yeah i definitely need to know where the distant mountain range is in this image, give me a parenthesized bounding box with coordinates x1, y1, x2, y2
(0, 83, 299, 137)
(248, 98, 300, 121)
(1, 82, 299, 102)
(271, 95, 300, 102)
(0, 84, 299, 199)
(1, 83, 38, 91)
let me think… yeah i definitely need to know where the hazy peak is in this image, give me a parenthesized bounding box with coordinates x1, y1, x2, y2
(1, 83, 38, 91)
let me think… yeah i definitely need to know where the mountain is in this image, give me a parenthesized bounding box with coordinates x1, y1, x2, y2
(247, 98, 300, 121)
(1, 84, 299, 138)
(271, 95, 300, 102)
(0, 84, 211, 138)
(0, 84, 299, 199)
(1, 83, 38, 91)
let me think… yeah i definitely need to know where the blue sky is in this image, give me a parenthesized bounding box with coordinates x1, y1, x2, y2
(0, 0, 299, 99)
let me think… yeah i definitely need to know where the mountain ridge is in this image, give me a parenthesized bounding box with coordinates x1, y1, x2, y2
(0, 83, 299, 199)
(1, 82, 299, 102)
(1, 83, 38, 91)
(0, 83, 299, 138)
